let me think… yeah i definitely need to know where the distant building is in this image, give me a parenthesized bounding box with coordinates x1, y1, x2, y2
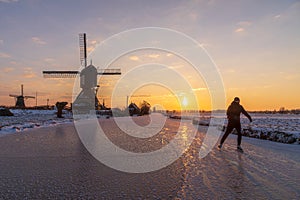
(128, 103, 141, 116)
(127, 100, 151, 116)
(140, 100, 151, 115)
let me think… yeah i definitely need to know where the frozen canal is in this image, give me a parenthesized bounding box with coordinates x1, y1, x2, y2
(0, 115, 299, 199)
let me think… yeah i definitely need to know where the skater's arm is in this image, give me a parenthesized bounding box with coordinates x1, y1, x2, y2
(241, 106, 252, 122)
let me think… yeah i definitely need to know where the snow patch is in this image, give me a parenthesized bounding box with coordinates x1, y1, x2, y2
(0, 109, 73, 135)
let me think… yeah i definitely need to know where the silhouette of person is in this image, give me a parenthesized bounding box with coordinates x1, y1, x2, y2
(56, 102, 68, 118)
(218, 97, 252, 151)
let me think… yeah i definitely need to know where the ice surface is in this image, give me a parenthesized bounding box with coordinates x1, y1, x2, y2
(0, 111, 300, 199)
(0, 113, 299, 199)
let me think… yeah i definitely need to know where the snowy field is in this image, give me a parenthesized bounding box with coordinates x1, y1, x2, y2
(174, 112, 300, 144)
(1, 109, 299, 144)
(221, 113, 300, 144)
(0, 109, 73, 135)
(240, 113, 300, 144)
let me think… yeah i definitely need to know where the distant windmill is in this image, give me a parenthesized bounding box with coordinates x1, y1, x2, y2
(43, 33, 121, 112)
(9, 84, 35, 108)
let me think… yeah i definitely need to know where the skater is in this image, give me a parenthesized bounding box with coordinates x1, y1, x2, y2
(218, 97, 252, 152)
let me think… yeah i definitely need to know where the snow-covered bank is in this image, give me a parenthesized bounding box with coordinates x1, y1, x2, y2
(0, 109, 73, 135)
(1, 110, 299, 145)
(193, 113, 300, 144)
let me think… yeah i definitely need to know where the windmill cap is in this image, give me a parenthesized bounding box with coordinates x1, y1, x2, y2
(234, 97, 240, 102)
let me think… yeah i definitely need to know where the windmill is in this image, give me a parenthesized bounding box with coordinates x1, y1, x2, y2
(9, 84, 35, 108)
(43, 33, 121, 113)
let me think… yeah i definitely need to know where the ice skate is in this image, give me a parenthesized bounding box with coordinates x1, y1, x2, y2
(237, 146, 244, 153)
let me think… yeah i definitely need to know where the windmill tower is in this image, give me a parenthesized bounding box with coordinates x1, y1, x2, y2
(9, 84, 35, 108)
(43, 33, 121, 113)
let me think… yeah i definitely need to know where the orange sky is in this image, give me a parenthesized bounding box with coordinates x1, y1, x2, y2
(2, 47, 300, 111)
(1, 47, 299, 111)
(0, 1, 299, 111)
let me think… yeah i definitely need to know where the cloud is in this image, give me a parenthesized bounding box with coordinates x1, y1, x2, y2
(168, 64, 184, 69)
(237, 21, 252, 26)
(226, 68, 236, 73)
(129, 56, 139, 61)
(148, 54, 160, 59)
(192, 87, 207, 92)
(3, 67, 14, 73)
(87, 40, 97, 53)
(199, 43, 211, 48)
(188, 12, 199, 21)
(44, 58, 55, 62)
(282, 73, 299, 80)
(0, 0, 18, 3)
(23, 67, 37, 78)
(234, 28, 245, 33)
(274, 14, 281, 19)
(32, 37, 47, 45)
(10, 61, 18, 65)
(235, 21, 252, 33)
(0, 52, 11, 58)
(0, 40, 3, 45)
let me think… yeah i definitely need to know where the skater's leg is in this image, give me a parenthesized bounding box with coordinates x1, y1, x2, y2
(236, 123, 242, 146)
(220, 124, 234, 145)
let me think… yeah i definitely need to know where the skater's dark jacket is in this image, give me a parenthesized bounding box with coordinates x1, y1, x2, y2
(227, 101, 252, 122)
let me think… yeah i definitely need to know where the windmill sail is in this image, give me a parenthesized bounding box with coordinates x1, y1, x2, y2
(79, 33, 87, 68)
(43, 71, 80, 78)
(24, 96, 35, 99)
(43, 69, 121, 78)
(9, 94, 19, 97)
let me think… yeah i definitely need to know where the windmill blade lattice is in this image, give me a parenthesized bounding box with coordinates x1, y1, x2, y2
(43, 71, 80, 78)
(43, 69, 121, 78)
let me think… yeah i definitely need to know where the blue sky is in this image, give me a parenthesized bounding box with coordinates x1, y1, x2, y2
(0, 0, 299, 110)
